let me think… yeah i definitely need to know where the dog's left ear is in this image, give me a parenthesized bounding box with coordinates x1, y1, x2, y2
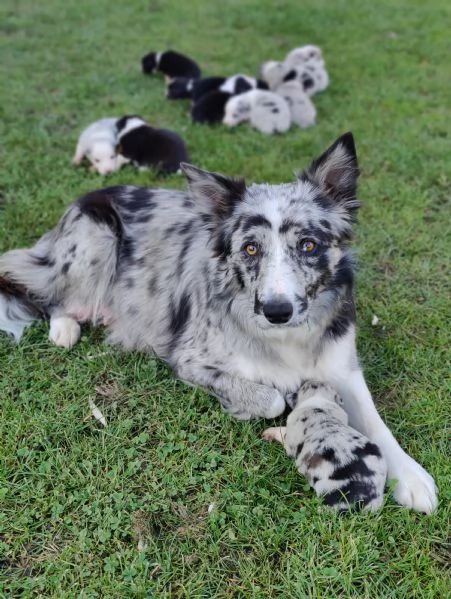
(181, 163, 246, 219)
(301, 132, 360, 216)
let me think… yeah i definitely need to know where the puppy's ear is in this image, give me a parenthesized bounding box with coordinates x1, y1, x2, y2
(181, 163, 245, 219)
(300, 132, 360, 217)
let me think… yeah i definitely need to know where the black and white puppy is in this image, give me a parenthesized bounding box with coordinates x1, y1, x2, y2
(166, 76, 227, 101)
(263, 381, 388, 511)
(116, 115, 189, 174)
(219, 74, 269, 95)
(141, 50, 201, 80)
(191, 90, 232, 124)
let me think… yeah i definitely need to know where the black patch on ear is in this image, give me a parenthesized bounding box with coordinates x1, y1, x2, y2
(234, 76, 253, 94)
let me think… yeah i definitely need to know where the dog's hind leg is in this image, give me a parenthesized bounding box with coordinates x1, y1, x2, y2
(0, 190, 122, 347)
(176, 362, 286, 420)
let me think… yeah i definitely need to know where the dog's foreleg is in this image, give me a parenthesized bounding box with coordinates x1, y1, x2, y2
(177, 363, 286, 420)
(336, 369, 438, 513)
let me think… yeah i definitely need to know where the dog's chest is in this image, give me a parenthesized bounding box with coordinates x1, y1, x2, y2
(230, 338, 317, 392)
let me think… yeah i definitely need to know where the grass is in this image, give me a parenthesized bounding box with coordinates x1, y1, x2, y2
(0, 0, 450, 596)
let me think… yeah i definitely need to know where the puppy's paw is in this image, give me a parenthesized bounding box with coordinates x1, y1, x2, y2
(49, 316, 81, 349)
(390, 455, 438, 514)
(262, 426, 286, 444)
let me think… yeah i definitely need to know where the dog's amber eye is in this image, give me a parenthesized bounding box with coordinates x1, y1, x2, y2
(244, 243, 258, 257)
(300, 239, 316, 254)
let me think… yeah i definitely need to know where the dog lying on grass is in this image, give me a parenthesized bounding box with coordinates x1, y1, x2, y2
(0, 133, 437, 514)
(72, 117, 120, 175)
(223, 89, 291, 133)
(263, 381, 388, 511)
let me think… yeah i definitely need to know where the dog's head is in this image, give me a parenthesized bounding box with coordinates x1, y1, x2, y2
(289, 381, 348, 424)
(141, 52, 157, 74)
(222, 94, 252, 126)
(88, 140, 118, 175)
(182, 132, 360, 338)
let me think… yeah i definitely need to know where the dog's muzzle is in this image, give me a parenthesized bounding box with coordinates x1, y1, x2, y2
(262, 298, 293, 324)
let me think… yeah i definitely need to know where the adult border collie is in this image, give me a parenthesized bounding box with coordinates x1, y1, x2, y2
(0, 133, 437, 513)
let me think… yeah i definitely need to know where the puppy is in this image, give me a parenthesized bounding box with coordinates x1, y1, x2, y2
(166, 76, 227, 101)
(275, 80, 316, 128)
(219, 74, 268, 95)
(284, 44, 325, 68)
(263, 382, 388, 511)
(166, 77, 196, 100)
(223, 89, 291, 134)
(116, 115, 189, 174)
(191, 90, 232, 124)
(72, 118, 119, 175)
(260, 60, 288, 90)
(141, 50, 201, 80)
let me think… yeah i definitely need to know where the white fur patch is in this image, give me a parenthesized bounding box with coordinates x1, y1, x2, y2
(49, 316, 81, 349)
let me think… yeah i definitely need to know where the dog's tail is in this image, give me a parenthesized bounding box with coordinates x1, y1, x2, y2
(0, 189, 124, 343)
(0, 233, 58, 341)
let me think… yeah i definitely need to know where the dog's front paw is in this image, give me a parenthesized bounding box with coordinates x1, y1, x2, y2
(49, 316, 81, 349)
(390, 455, 438, 514)
(227, 388, 286, 421)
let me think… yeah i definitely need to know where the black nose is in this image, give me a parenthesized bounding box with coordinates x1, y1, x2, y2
(263, 299, 293, 324)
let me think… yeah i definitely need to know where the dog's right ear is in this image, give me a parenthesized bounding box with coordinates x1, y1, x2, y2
(181, 163, 246, 219)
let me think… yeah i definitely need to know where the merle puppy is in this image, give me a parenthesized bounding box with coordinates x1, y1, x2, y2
(116, 115, 189, 174)
(263, 381, 388, 511)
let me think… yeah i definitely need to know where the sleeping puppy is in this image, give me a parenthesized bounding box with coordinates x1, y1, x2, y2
(219, 74, 269, 95)
(116, 115, 189, 174)
(223, 89, 291, 134)
(284, 44, 325, 68)
(263, 382, 388, 512)
(283, 63, 329, 96)
(166, 75, 227, 101)
(275, 80, 316, 128)
(141, 50, 201, 80)
(191, 90, 232, 124)
(72, 118, 120, 175)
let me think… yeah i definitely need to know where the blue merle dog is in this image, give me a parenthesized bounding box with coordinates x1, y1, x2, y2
(0, 133, 437, 513)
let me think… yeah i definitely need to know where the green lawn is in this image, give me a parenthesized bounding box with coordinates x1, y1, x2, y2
(0, 0, 450, 596)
